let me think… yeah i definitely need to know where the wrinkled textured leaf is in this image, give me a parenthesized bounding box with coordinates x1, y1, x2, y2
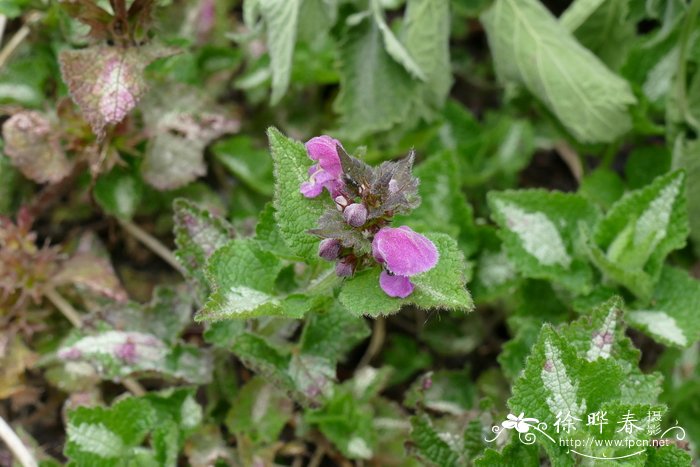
(586, 170, 688, 299)
(628, 266, 700, 348)
(334, 16, 417, 140)
(59, 44, 174, 138)
(269, 127, 325, 261)
(488, 190, 599, 293)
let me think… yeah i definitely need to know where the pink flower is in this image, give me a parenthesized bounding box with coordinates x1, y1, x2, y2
(372, 226, 438, 298)
(300, 136, 345, 198)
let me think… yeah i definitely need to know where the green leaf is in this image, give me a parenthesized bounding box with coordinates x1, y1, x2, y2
(625, 145, 672, 190)
(94, 167, 144, 219)
(402, 0, 453, 107)
(305, 387, 376, 459)
(212, 136, 273, 195)
(0, 153, 18, 215)
(586, 170, 688, 299)
(300, 304, 370, 362)
(231, 333, 330, 406)
(226, 376, 293, 444)
(475, 439, 539, 467)
(488, 189, 599, 293)
(407, 414, 461, 467)
(259, 0, 301, 104)
(173, 198, 234, 300)
(371, 0, 426, 81)
(333, 16, 417, 140)
(255, 203, 296, 259)
(579, 168, 625, 209)
(268, 127, 324, 261)
(339, 233, 473, 317)
(672, 137, 700, 256)
(480, 0, 636, 143)
(65, 397, 156, 466)
(560, 0, 635, 70)
(197, 238, 288, 321)
(628, 265, 700, 348)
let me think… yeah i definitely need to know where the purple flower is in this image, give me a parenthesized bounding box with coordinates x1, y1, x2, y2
(318, 238, 341, 261)
(343, 203, 367, 227)
(372, 226, 438, 298)
(335, 257, 356, 277)
(300, 135, 345, 198)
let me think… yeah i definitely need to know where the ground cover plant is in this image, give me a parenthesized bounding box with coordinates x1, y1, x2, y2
(1, 0, 700, 465)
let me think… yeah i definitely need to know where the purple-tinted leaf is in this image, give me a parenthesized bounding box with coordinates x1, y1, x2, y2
(59, 44, 175, 139)
(2, 111, 73, 184)
(140, 89, 240, 190)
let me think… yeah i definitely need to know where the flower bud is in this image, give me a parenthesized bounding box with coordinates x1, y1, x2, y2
(335, 257, 356, 277)
(318, 238, 341, 261)
(343, 203, 368, 227)
(334, 195, 349, 211)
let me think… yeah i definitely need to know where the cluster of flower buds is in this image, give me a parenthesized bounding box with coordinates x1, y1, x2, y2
(300, 136, 438, 298)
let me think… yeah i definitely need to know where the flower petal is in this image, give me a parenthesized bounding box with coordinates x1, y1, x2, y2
(379, 271, 414, 298)
(372, 226, 439, 276)
(305, 135, 342, 177)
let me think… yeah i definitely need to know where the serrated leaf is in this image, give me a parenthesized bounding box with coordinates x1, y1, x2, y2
(586, 170, 688, 299)
(231, 333, 329, 406)
(407, 414, 461, 467)
(197, 238, 289, 321)
(628, 265, 700, 348)
(333, 16, 417, 140)
(255, 203, 296, 259)
(269, 127, 325, 261)
(65, 397, 156, 465)
(173, 198, 234, 300)
(488, 190, 598, 293)
(59, 44, 174, 138)
(339, 233, 473, 317)
(57, 330, 212, 384)
(259, 0, 301, 104)
(480, 0, 636, 143)
(1, 111, 72, 184)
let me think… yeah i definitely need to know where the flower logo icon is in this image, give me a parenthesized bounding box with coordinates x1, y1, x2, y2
(502, 413, 539, 433)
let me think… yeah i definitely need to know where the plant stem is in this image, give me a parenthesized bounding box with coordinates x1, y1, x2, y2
(675, 0, 700, 131)
(0, 415, 37, 467)
(45, 287, 83, 328)
(117, 218, 185, 275)
(45, 287, 147, 396)
(357, 317, 386, 369)
(554, 140, 583, 183)
(0, 15, 7, 44)
(0, 12, 40, 70)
